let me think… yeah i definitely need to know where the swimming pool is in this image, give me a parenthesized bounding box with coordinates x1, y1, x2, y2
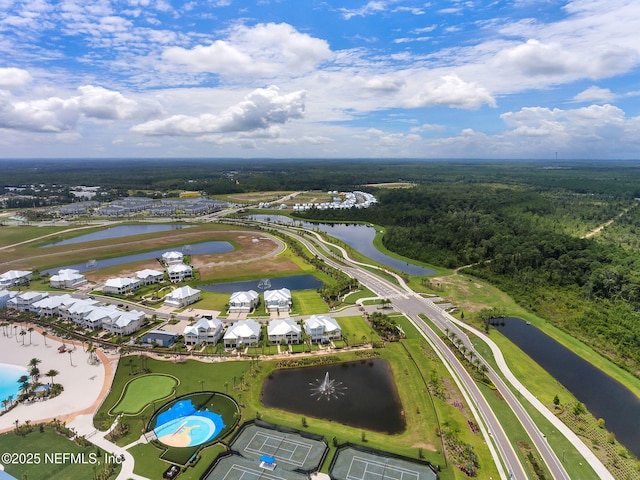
(153, 398, 225, 448)
(0, 363, 28, 405)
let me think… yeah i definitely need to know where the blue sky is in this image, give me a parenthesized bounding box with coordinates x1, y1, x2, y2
(0, 0, 639, 159)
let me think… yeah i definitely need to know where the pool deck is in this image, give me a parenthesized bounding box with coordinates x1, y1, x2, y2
(0, 327, 116, 433)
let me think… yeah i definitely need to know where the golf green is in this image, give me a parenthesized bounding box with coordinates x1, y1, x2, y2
(112, 374, 178, 415)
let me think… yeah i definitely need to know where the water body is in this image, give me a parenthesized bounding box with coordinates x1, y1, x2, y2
(200, 274, 323, 293)
(261, 359, 405, 434)
(0, 363, 29, 404)
(248, 214, 435, 276)
(40, 224, 192, 247)
(43, 240, 233, 275)
(496, 318, 640, 457)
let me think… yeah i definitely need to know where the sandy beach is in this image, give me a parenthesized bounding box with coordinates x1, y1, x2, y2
(0, 326, 116, 433)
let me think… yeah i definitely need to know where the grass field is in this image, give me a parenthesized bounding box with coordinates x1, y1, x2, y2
(0, 427, 121, 480)
(338, 315, 381, 346)
(111, 374, 178, 415)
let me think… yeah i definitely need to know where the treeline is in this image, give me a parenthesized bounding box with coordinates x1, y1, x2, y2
(304, 182, 640, 373)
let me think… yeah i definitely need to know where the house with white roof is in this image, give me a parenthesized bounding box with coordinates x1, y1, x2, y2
(264, 288, 292, 313)
(164, 285, 201, 308)
(304, 315, 342, 343)
(49, 269, 87, 289)
(61, 298, 99, 322)
(162, 251, 184, 265)
(0, 270, 32, 288)
(0, 289, 15, 308)
(102, 309, 145, 335)
(224, 320, 261, 349)
(31, 294, 75, 317)
(136, 269, 164, 285)
(183, 317, 224, 346)
(7, 291, 49, 312)
(167, 264, 192, 283)
(228, 290, 259, 313)
(267, 318, 301, 344)
(103, 277, 141, 295)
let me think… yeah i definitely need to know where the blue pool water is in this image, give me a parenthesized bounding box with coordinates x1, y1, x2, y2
(0, 363, 28, 404)
(153, 399, 225, 448)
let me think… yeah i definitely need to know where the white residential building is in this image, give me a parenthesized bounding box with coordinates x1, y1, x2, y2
(267, 318, 301, 344)
(224, 320, 261, 349)
(167, 264, 192, 283)
(0, 270, 32, 288)
(61, 298, 99, 323)
(136, 269, 164, 285)
(264, 288, 292, 313)
(183, 317, 224, 346)
(31, 294, 75, 317)
(228, 290, 259, 313)
(7, 291, 48, 312)
(102, 309, 145, 336)
(304, 315, 342, 343)
(0, 289, 15, 308)
(162, 251, 184, 265)
(50, 269, 87, 289)
(164, 285, 201, 308)
(103, 277, 141, 295)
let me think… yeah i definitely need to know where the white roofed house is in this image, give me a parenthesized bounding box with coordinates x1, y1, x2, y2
(304, 315, 342, 344)
(224, 320, 261, 349)
(162, 251, 184, 265)
(264, 288, 292, 313)
(102, 309, 145, 336)
(167, 264, 192, 283)
(103, 277, 141, 295)
(0, 270, 32, 288)
(7, 291, 49, 312)
(183, 317, 224, 346)
(228, 290, 259, 313)
(164, 285, 201, 309)
(31, 294, 75, 317)
(136, 269, 164, 285)
(49, 269, 87, 289)
(267, 318, 301, 344)
(61, 298, 99, 323)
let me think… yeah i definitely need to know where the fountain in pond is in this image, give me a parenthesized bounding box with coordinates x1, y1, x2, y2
(257, 278, 271, 290)
(309, 372, 346, 401)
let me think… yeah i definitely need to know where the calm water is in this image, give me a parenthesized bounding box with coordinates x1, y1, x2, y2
(0, 363, 28, 404)
(200, 274, 323, 293)
(497, 318, 640, 457)
(248, 214, 435, 276)
(261, 359, 405, 434)
(40, 224, 192, 247)
(43, 240, 233, 275)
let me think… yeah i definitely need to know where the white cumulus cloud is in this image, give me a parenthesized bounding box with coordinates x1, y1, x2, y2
(0, 68, 32, 89)
(131, 85, 306, 136)
(405, 74, 496, 109)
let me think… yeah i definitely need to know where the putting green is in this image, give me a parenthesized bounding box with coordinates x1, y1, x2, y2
(112, 374, 178, 415)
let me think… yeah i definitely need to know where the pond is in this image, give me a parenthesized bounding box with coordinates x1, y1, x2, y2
(40, 224, 192, 247)
(261, 359, 405, 434)
(43, 240, 233, 275)
(496, 318, 640, 457)
(247, 214, 436, 276)
(200, 274, 323, 293)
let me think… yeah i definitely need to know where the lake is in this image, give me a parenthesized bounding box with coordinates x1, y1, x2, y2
(496, 318, 640, 457)
(200, 274, 323, 293)
(40, 224, 193, 247)
(247, 215, 435, 276)
(261, 359, 405, 434)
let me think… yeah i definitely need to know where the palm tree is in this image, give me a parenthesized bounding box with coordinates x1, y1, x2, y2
(45, 369, 59, 386)
(7, 394, 14, 407)
(41, 331, 48, 346)
(28, 358, 41, 369)
(19, 329, 26, 345)
(29, 366, 40, 383)
(27, 327, 34, 345)
(1, 399, 8, 410)
(68, 350, 73, 366)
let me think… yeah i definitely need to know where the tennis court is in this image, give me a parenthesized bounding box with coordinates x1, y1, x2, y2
(330, 446, 438, 480)
(231, 424, 327, 471)
(203, 453, 309, 480)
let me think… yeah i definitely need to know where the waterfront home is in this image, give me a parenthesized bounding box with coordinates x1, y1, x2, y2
(49, 269, 87, 289)
(264, 288, 292, 313)
(162, 251, 184, 265)
(224, 320, 261, 349)
(0, 270, 32, 288)
(164, 285, 201, 308)
(228, 290, 259, 313)
(7, 291, 49, 312)
(267, 318, 301, 344)
(183, 317, 224, 346)
(304, 315, 342, 343)
(136, 268, 164, 285)
(167, 264, 192, 283)
(103, 277, 142, 295)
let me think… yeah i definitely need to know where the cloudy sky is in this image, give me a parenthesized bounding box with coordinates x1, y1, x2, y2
(1, 0, 639, 159)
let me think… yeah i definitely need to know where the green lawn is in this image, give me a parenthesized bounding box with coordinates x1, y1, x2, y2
(111, 374, 178, 415)
(291, 290, 329, 315)
(0, 426, 120, 480)
(337, 315, 380, 346)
